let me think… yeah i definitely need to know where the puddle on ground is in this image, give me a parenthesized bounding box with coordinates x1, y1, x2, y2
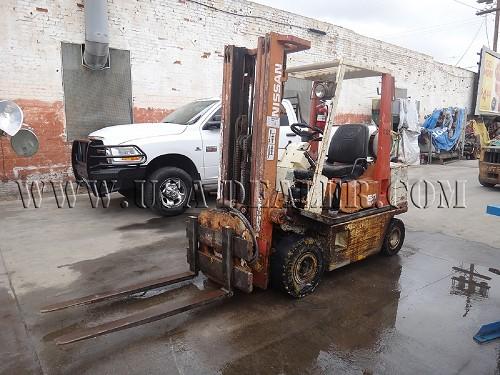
(11, 230, 500, 374)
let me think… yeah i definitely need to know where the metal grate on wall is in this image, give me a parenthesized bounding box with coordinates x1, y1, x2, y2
(61, 43, 133, 141)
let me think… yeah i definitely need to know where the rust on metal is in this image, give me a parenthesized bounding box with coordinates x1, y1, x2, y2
(198, 252, 253, 293)
(198, 209, 251, 241)
(269, 208, 287, 225)
(198, 225, 253, 261)
(248, 33, 311, 289)
(324, 210, 393, 270)
(40, 271, 196, 313)
(54, 289, 228, 345)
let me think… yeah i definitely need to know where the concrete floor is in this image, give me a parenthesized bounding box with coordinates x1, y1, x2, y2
(0, 160, 499, 375)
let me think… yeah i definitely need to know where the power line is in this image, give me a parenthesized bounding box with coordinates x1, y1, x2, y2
(485, 14, 491, 47)
(451, 0, 481, 10)
(185, 0, 312, 32)
(456, 18, 485, 66)
(380, 17, 480, 38)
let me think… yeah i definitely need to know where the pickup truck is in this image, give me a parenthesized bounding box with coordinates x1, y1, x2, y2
(72, 98, 299, 216)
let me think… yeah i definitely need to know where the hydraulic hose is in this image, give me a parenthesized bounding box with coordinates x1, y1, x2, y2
(226, 206, 260, 265)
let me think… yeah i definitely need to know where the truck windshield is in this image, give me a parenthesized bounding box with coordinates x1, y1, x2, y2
(162, 100, 218, 125)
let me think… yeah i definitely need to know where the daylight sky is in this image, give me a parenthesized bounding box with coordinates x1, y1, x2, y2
(251, 0, 496, 71)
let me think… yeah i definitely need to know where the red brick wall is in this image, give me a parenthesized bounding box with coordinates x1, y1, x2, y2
(1, 99, 70, 181)
(133, 107, 173, 123)
(0, 102, 175, 185)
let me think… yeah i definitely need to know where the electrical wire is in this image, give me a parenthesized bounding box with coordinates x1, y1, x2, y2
(186, 0, 313, 32)
(485, 15, 491, 48)
(185, 0, 476, 77)
(456, 18, 485, 66)
(451, 0, 481, 10)
(381, 17, 482, 39)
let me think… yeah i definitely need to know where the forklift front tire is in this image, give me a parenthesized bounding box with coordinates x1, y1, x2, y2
(271, 236, 324, 298)
(381, 218, 405, 256)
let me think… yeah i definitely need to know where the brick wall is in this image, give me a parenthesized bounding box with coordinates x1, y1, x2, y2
(0, 0, 476, 197)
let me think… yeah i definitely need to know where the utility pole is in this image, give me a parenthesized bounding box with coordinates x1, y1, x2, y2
(495, 6, 500, 50)
(477, 0, 499, 51)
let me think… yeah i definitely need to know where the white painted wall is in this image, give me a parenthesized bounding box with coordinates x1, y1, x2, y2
(1, 0, 475, 118)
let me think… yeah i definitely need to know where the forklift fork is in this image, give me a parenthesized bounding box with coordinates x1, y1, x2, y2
(41, 217, 235, 345)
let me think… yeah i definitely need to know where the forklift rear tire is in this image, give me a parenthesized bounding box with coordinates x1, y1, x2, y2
(381, 218, 405, 256)
(271, 235, 324, 298)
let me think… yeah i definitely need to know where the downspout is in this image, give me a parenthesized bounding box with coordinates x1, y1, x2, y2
(83, 0, 109, 70)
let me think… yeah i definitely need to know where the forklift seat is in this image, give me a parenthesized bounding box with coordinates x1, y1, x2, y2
(322, 124, 369, 179)
(292, 124, 370, 182)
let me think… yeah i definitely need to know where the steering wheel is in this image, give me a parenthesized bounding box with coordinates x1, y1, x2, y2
(290, 123, 324, 142)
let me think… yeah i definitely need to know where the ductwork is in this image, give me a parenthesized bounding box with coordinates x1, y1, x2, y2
(83, 0, 109, 70)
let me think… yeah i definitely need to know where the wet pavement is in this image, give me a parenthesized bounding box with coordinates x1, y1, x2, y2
(0, 161, 499, 374)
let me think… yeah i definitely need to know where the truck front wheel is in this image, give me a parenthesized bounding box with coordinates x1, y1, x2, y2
(145, 167, 192, 216)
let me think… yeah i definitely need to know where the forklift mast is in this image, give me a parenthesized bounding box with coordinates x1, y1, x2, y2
(218, 33, 310, 288)
(375, 73, 395, 207)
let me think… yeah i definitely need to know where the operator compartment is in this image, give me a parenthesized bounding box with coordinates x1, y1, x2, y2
(277, 60, 408, 216)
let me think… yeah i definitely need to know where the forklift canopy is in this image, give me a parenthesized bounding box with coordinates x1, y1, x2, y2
(287, 60, 390, 82)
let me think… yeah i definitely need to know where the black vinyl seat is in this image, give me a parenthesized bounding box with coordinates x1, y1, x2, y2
(293, 124, 370, 181)
(322, 124, 370, 179)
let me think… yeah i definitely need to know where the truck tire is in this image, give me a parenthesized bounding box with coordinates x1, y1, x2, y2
(479, 177, 496, 188)
(381, 218, 405, 256)
(271, 235, 324, 298)
(145, 167, 192, 216)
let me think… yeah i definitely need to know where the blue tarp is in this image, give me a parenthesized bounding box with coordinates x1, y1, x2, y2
(422, 107, 466, 152)
(487, 204, 500, 217)
(474, 321, 500, 344)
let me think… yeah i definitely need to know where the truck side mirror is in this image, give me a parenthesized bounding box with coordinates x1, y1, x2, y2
(203, 114, 221, 130)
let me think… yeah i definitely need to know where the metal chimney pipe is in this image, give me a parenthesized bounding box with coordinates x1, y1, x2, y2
(83, 0, 109, 70)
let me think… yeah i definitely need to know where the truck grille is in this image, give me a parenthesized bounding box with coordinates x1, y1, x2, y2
(72, 139, 112, 180)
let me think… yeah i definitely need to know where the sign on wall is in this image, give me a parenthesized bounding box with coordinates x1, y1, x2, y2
(476, 46, 500, 116)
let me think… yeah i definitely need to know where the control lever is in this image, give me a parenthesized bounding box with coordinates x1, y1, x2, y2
(304, 151, 316, 168)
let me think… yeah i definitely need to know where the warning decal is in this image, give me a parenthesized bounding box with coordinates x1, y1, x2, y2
(266, 116, 280, 128)
(267, 128, 277, 160)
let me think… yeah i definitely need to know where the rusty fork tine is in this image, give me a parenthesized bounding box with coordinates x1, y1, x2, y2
(55, 288, 228, 345)
(40, 271, 196, 313)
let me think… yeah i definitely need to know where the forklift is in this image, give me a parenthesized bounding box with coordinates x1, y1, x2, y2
(42, 32, 407, 344)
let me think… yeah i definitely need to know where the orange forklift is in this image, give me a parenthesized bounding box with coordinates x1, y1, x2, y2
(42, 32, 407, 344)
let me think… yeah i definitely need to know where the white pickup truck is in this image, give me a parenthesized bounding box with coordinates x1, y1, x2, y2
(72, 98, 299, 216)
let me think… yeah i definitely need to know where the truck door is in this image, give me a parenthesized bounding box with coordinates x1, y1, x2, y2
(200, 107, 221, 183)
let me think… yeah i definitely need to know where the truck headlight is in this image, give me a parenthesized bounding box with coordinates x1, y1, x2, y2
(107, 146, 146, 164)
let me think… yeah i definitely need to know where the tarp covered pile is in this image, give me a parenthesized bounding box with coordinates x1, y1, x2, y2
(422, 107, 466, 152)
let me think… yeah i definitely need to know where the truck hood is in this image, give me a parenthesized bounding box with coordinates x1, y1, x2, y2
(89, 123, 187, 144)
